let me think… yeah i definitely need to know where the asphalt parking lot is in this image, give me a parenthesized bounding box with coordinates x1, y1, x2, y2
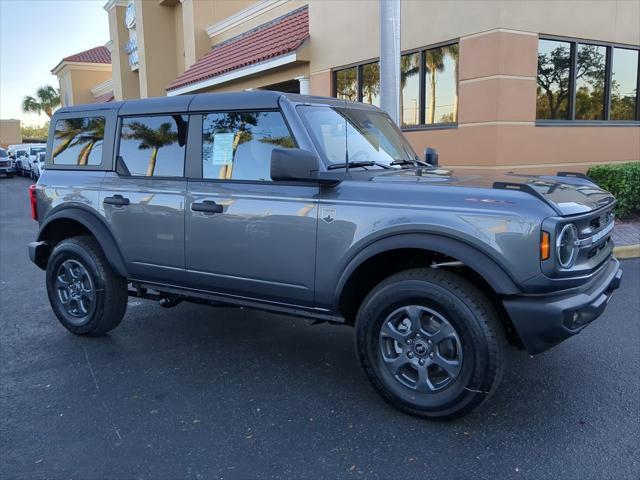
(1, 175, 638, 480)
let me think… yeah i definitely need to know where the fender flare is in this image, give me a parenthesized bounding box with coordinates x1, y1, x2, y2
(333, 233, 521, 306)
(37, 206, 129, 278)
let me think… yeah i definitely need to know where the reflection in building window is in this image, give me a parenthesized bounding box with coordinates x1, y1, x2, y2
(361, 62, 380, 107)
(610, 48, 639, 120)
(424, 44, 459, 124)
(335, 67, 357, 101)
(536, 39, 572, 120)
(575, 44, 606, 120)
(401, 53, 420, 126)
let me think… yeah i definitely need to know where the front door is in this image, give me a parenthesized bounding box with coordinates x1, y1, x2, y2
(100, 114, 189, 284)
(185, 111, 318, 306)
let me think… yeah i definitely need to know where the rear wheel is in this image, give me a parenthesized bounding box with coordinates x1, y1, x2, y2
(46, 236, 128, 336)
(355, 268, 505, 420)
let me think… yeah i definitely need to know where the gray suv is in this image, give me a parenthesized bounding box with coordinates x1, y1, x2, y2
(29, 92, 622, 419)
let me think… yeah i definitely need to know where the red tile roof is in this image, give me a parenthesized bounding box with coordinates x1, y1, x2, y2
(63, 46, 111, 64)
(167, 6, 309, 92)
(93, 91, 115, 104)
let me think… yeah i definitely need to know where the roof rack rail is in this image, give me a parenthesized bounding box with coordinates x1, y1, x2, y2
(492, 181, 563, 215)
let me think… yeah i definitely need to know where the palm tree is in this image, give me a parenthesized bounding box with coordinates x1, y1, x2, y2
(22, 86, 60, 119)
(53, 118, 86, 159)
(123, 121, 177, 176)
(425, 49, 445, 124)
(76, 118, 105, 165)
(446, 44, 459, 122)
(399, 54, 420, 125)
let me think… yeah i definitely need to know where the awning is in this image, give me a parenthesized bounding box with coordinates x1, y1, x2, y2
(166, 6, 309, 95)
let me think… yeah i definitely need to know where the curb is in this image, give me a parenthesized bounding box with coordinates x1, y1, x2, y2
(614, 244, 640, 259)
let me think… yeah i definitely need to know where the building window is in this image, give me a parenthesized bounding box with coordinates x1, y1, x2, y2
(118, 115, 188, 177)
(333, 41, 459, 128)
(537, 37, 640, 122)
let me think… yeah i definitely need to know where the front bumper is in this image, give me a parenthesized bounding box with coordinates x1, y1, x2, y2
(0, 166, 15, 174)
(503, 257, 622, 354)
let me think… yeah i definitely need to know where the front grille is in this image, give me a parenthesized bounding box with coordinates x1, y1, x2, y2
(0, 160, 11, 167)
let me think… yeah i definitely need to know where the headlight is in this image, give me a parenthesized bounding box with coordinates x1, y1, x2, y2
(556, 223, 578, 268)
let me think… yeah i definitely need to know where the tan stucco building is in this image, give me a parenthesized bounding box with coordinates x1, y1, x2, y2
(52, 46, 114, 107)
(0, 119, 22, 147)
(98, 0, 640, 173)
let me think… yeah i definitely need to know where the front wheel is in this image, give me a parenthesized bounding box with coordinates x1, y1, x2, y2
(355, 268, 505, 420)
(46, 236, 128, 336)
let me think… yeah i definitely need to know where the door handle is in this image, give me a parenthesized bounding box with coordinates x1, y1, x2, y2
(103, 194, 130, 206)
(191, 200, 223, 214)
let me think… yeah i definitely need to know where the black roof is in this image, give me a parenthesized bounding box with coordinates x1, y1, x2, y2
(54, 91, 379, 116)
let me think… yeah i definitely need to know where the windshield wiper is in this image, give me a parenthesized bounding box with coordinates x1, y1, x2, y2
(327, 161, 392, 170)
(390, 159, 432, 168)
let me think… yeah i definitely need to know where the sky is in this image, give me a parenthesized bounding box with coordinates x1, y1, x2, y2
(0, 0, 109, 127)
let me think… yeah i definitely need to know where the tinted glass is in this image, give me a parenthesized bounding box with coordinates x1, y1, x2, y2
(298, 106, 417, 167)
(118, 115, 187, 177)
(610, 48, 639, 120)
(52, 117, 105, 165)
(537, 39, 572, 120)
(400, 53, 420, 126)
(336, 67, 358, 101)
(424, 45, 459, 123)
(361, 62, 380, 107)
(575, 44, 607, 120)
(202, 111, 295, 181)
(0, 149, 7, 158)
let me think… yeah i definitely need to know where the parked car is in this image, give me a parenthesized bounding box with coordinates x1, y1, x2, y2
(0, 148, 15, 177)
(19, 144, 46, 177)
(28, 92, 622, 420)
(31, 151, 46, 181)
(12, 148, 27, 174)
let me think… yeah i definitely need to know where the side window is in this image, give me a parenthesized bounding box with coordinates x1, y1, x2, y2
(52, 117, 105, 165)
(202, 111, 295, 181)
(118, 115, 188, 177)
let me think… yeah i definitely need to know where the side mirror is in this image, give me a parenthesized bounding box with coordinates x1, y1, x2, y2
(424, 147, 439, 167)
(270, 148, 322, 183)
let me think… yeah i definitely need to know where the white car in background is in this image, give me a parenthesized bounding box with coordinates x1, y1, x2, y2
(31, 151, 46, 181)
(18, 144, 46, 177)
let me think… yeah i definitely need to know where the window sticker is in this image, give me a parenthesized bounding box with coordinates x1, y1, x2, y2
(211, 132, 235, 166)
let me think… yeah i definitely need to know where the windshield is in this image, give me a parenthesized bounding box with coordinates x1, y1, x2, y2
(0, 149, 7, 158)
(297, 105, 418, 168)
(16, 150, 26, 157)
(29, 147, 46, 155)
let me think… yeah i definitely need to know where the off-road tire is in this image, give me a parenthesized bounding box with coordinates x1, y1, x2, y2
(46, 235, 128, 336)
(355, 268, 505, 420)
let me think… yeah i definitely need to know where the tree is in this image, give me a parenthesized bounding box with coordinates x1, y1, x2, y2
(399, 54, 420, 125)
(425, 48, 445, 124)
(22, 86, 60, 118)
(123, 120, 178, 176)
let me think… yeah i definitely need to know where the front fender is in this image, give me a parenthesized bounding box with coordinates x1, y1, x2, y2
(332, 232, 522, 309)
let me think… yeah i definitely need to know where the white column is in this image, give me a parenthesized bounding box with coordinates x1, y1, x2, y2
(379, 0, 401, 124)
(295, 76, 310, 95)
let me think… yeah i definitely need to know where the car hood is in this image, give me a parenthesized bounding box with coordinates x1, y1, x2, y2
(368, 167, 615, 216)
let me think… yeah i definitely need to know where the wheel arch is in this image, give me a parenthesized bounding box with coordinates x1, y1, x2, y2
(37, 207, 128, 277)
(334, 233, 521, 324)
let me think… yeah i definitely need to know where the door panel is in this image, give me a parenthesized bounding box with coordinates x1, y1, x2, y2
(100, 173, 186, 283)
(186, 181, 318, 306)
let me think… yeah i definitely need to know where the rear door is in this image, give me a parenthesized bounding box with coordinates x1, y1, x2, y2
(99, 113, 189, 284)
(185, 110, 319, 306)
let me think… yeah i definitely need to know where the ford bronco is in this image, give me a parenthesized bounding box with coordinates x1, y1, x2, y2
(28, 92, 622, 419)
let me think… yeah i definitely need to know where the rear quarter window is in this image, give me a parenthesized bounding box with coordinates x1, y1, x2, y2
(52, 117, 105, 166)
